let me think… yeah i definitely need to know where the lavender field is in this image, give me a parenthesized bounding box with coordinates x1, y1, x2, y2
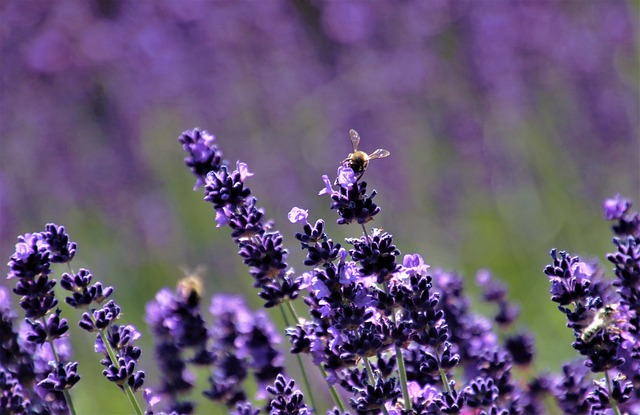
(1, 1, 638, 414)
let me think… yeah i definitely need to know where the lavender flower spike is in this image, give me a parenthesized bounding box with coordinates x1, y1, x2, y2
(206, 294, 284, 407)
(6, 226, 82, 414)
(145, 274, 212, 414)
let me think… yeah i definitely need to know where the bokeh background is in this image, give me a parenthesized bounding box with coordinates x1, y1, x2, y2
(1, 1, 638, 413)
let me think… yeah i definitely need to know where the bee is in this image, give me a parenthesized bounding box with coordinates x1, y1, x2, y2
(177, 266, 206, 306)
(579, 305, 620, 343)
(342, 129, 390, 180)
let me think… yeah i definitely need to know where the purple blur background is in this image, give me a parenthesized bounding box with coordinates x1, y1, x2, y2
(1, 1, 638, 413)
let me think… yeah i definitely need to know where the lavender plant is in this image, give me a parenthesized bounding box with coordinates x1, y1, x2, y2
(2, 127, 638, 414)
(173, 128, 640, 414)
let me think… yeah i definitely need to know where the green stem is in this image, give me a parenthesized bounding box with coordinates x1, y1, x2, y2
(43, 317, 77, 415)
(382, 283, 411, 411)
(94, 318, 143, 415)
(605, 371, 622, 415)
(62, 390, 76, 415)
(319, 365, 346, 413)
(363, 356, 376, 385)
(384, 283, 411, 411)
(364, 357, 389, 415)
(360, 224, 371, 245)
(395, 344, 411, 411)
(284, 300, 300, 322)
(284, 301, 346, 412)
(435, 350, 451, 394)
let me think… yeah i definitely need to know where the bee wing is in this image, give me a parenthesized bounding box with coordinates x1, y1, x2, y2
(349, 129, 360, 152)
(368, 149, 390, 160)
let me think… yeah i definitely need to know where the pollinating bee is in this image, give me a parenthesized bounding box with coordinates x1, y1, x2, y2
(342, 129, 390, 180)
(579, 305, 620, 343)
(177, 266, 206, 306)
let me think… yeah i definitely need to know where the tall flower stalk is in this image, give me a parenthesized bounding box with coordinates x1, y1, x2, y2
(6, 225, 80, 414)
(5, 224, 147, 415)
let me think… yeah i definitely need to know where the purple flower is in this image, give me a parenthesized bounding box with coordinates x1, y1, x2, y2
(474, 272, 522, 328)
(464, 376, 499, 408)
(25, 309, 68, 345)
(97, 324, 145, 392)
(204, 165, 253, 210)
(60, 268, 114, 309)
(42, 223, 77, 264)
(0, 368, 30, 414)
(603, 194, 640, 237)
(178, 128, 223, 190)
(294, 218, 327, 247)
(215, 207, 232, 227)
(476, 269, 508, 302)
(266, 374, 310, 415)
(7, 232, 51, 281)
(206, 294, 284, 407)
(193, 150, 302, 308)
(238, 232, 289, 284)
(607, 236, 640, 310)
(79, 300, 121, 332)
(554, 361, 593, 414)
(318, 175, 335, 196)
(4, 226, 85, 414)
(348, 229, 400, 283)
(604, 194, 631, 221)
(26, 336, 75, 413)
(288, 207, 309, 224)
(145, 276, 212, 414)
(336, 166, 357, 189)
(142, 388, 162, 414)
(328, 180, 381, 225)
(350, 376, 401, 413)
(236, 161, 253, 182)
(228, 199, 270, 240)
(400, 254, 430, 279)
(432, 382, 465, 414)
(238, 310, 285, 398)
(587, 373, 634, 411)
(544, 248, 628, 373)
(37, 361, 80, 391)
(285, 322, 316, 355)
(504, 332, 535, 367)
(493, 301, 520, 327)
(231, 401, 260, 415)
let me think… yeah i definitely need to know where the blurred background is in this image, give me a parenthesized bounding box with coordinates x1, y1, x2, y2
(1, 1, 638, 413)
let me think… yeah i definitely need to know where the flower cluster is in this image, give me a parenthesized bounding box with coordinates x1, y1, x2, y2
(145, 273, 212, 414)
(318, 168, 382, 226)
(5, 224, 80, 413)
(180, 128, 302, 309)
(63, 267, 146, 401)
(541, 194, 639, 414)
(3, 127, 638, 415)
(205, 295, 284, 409)
(0, 287, 33, 414)
(142, 275, 286, 414)
(4, 224, 147, 415)
(178, 128, 639, 414)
